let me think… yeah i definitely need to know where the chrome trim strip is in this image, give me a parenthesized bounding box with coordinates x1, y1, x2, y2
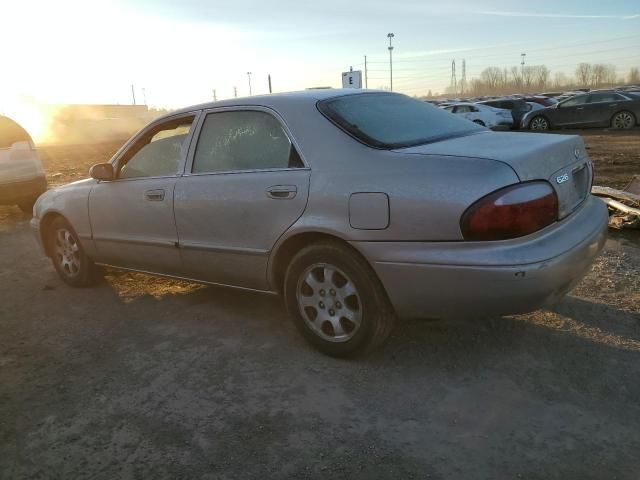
(93, 236, 176, 248)
(94, 263, 278, 295)
(178, 242, 269, 256)
(183, 167, 310, 178)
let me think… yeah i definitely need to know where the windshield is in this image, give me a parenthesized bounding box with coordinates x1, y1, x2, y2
(317, 93, 484, 149)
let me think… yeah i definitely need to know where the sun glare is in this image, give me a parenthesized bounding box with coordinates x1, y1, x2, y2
(2, 101, 56, 145)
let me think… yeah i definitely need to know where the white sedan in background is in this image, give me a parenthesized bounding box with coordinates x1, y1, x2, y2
(441, 103, 513, 130)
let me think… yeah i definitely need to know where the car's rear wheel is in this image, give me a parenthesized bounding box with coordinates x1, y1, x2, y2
(530, 115, 550, 130)
(473, 119, 486, 126)
(611, 111, 635, 130)
(284, 241, 395, 357)
(47, 217, 100, 287)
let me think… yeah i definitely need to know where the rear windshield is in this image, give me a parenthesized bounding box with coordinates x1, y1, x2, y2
(317, 93, 484, 149)
(0, 116, 32, 149)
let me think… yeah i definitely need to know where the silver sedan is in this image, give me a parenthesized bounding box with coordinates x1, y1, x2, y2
(31, 90, 608, 356)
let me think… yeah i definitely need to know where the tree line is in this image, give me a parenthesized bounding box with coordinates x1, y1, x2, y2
(443, 63, 640, 97)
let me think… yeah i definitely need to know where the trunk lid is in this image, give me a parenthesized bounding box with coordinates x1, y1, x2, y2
(396, 131, 591, 219)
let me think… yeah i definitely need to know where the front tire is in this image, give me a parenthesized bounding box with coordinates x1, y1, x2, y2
(47, 217, 100, 287)
(472, 119, 486, 126)
(284, 241, 395, 357)
(529, 115, 550, 131)
(611, 111, 635, 130)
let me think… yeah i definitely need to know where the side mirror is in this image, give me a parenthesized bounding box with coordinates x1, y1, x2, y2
(89, 163, 114, 181)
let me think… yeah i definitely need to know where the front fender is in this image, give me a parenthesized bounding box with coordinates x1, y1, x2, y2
(34, 179, 96, 256)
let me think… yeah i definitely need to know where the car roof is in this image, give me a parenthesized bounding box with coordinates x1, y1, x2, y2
(170, 88, 388, 116)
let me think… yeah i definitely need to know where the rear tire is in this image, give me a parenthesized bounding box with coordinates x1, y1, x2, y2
(473, 119, 486, 126)
(530, 115, 550, 130)
(284, 241, 395, 357)
(611, 111, 635, 130)
(47, 217, 100, 287)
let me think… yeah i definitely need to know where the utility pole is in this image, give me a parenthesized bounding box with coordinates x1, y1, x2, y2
(387, 33, 395, 91)
(268, 74, 272, 94)
(233, 86, 238, 98)
(521, 52, 526, 86)
(131, 84, 136, 105)
(142, 87, 147, 105)
(212, 89, 217, 101)
(461, 60, 466, 95)
(450, 60, 457, 96)
(247, 72, 252, 96)
(364, 55, 368, 88)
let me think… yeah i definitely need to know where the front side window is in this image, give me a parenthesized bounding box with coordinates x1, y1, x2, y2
(192, 110, 302, 174)
(318, 93, 484, 149)
(119, 116, 195, 179)
(560, 95, 588, 108)
(455, 105, 471, 113)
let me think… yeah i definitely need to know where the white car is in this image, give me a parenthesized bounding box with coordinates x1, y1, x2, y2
(0, 115, 47, 212)
(441, 103, 513, 130)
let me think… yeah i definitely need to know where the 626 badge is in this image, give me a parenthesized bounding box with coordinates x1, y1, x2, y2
(556, 173, 570, 184)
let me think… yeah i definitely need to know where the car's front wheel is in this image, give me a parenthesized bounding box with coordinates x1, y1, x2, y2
(47, 217, 100, 287)
(611, 111, 635, 130)
(284, 241, 395, 357)
(473, 119, 486, 126)
(529, 115, 550, 130)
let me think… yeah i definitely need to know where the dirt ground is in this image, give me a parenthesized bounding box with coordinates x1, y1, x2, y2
(1, 131, 639, 479)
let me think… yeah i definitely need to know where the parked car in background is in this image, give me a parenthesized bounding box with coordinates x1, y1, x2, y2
(524, 96, 558, 107)
(441, 102, 513, 129)
(476, 98, 532, 129)
(31, 90, 607, 356)
(0, 115, 47, 212)
(523, 90, 640, 130)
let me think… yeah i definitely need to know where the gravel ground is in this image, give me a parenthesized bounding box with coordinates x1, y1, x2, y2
(1, 132, 639, 479)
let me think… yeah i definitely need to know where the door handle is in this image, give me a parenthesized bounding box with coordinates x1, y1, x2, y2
(145, 189, 165, 201)
(576, 107, 584, 110)
(610, 103, 618, 107)
(266, 185, 297, 200)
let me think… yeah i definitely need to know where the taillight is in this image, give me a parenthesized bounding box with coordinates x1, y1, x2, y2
(461, 181, 558, 241)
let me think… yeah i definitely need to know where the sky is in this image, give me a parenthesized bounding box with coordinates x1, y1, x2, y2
(1, 0, 639, 118)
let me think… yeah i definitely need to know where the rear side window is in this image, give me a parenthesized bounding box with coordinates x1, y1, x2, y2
(0, 116, 32, 149)
(192, 111, 302, 173)
(588, 93, 624, 103)
(318, 93, 483, 149)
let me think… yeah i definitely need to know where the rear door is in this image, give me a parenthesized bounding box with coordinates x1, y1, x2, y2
(174, 107, 310, 290)
(585, 92, 629, 126)
(89, 113, 198, 274)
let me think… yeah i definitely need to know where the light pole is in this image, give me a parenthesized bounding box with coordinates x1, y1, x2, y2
(521, 53, 526, 87)
(387, 33, 395, 92)
(247, 72, 252, 96)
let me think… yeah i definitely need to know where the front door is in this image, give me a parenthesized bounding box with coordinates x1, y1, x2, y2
(89, 113, 198, 274)
(174, 108, 310, 290)
(554, 95, 589, 127)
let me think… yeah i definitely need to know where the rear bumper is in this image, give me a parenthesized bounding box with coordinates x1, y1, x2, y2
(352, 195, 608, 319)
(0, 175, 47, 204)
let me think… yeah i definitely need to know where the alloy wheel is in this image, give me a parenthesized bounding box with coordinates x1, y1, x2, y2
(296, 263, 362, 343)
(54, 228, 81, 277)
(530, 116, 549, 130)
(613, 112, 634, 129)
